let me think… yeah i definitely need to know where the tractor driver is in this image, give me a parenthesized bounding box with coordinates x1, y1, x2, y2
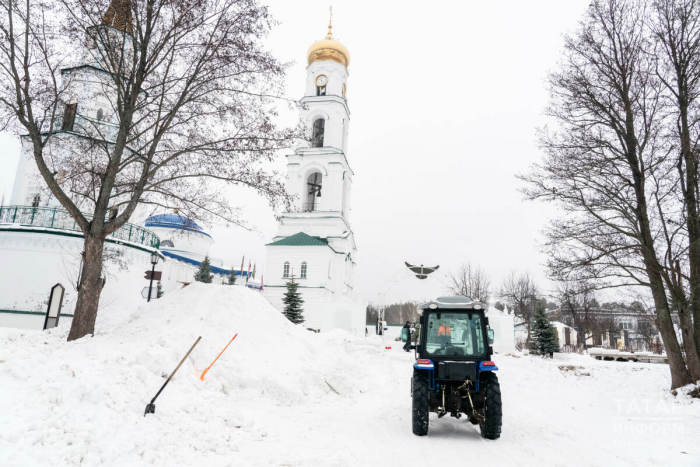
(438, 322, 451, 346)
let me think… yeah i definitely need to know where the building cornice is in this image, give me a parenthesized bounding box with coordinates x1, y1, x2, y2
(300, 95, 350, 116)
(288, 148, 355, 176)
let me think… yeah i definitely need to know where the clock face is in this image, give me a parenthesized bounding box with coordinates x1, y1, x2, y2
(315, 74, 328, 87)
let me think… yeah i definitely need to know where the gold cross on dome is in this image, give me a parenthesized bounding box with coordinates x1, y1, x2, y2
(326, 6, 333, 39)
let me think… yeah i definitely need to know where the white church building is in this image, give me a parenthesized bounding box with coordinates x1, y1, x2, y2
(262, 21, 365, 333)
(0, 0, 237, 329)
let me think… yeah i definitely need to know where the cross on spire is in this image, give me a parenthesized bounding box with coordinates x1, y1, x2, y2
(326, 6, 334, 40)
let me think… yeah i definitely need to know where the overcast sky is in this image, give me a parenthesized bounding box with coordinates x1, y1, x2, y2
(0, 0, 593, 305)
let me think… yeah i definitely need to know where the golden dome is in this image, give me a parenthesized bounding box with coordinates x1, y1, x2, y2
(307, 21, 350, 68)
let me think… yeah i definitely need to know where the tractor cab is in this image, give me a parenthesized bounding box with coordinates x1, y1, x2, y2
(401, 296, 495, 362)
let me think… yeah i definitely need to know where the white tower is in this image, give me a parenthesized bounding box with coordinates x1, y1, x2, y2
(9, 0, 138, 218)
(263, 18, 364, 333)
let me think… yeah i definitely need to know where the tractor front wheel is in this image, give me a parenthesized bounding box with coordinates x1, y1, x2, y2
(412, 370, 429, 436)
(478, 372, 502, 440)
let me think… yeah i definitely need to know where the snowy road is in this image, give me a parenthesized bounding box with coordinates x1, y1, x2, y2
(1, 284, 698, 466)
(232, 350, 699, 467)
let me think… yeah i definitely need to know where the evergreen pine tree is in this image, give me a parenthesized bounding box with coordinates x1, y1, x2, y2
(530, 303, 560, 357)
(156, 280, 164, 298)
(282, 276, 305, 324)
(194, 255, 214, 283)
(228, 267, 237, 285)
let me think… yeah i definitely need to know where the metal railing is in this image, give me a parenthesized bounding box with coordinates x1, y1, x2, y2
(302, 202, 318, 212)
(39, 113, 120, 142)
(0, 205, 160, 249)
(303, 202, 334, 212)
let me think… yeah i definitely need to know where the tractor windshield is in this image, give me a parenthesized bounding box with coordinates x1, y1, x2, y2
(424, 312, 486, 358)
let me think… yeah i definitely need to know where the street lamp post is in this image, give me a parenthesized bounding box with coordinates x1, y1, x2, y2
(148, 252, 159, 302)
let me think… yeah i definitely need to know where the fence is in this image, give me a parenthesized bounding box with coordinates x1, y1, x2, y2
(0, 205, 160, 249)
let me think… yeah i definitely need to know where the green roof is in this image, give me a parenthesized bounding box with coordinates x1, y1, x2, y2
(266, 232, 329, 247)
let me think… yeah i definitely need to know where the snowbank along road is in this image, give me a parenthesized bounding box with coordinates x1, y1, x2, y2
(0, 284, 698, 466)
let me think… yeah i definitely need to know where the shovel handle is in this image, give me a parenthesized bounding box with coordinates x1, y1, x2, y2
(150, 336, 201, 404)
(200, 334, 238, 381)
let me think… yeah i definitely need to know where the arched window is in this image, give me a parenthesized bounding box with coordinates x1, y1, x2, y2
(300, 262, 307, 279)
(62, 103, 77, 131)
(312, 118, 325, 148)
(283, 261, 290, 278)
(96, 108, 104, 122)
(305, 172, 322, 212)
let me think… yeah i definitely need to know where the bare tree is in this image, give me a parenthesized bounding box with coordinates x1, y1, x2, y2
(448, 262, 492, 303)
(365, 304, 378, 324)
(555, 279, 598, 347)
(651, 0, 700, 367)
(519, 0, 695, 388)
(385, 302, 420, 324)
(0, 0, 300, 340)
(499, 270, 540, 345)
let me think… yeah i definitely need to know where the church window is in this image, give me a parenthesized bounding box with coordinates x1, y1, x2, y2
(305, 172, 322, 212)
(312, 118, 325, 147)
(317, 85, 326, 96)
(96, 108, 104, 122)
(31, 194, 41, 207)
(301, 262, 307, 279)
(283, 261, 290, 278)
(62, 103, 77, 131)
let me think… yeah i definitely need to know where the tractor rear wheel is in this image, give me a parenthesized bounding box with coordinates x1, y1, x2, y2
(478, 372, 502, 440)
(412, 370, 429, 436)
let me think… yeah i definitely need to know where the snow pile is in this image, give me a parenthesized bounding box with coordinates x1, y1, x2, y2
(0, 284, 385, 466)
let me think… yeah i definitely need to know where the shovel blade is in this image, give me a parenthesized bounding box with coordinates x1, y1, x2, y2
(144, 403, 156, 416)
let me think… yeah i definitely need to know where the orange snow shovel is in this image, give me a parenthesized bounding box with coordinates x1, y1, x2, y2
(145, 336, 201, 416)
(200, 334, 238, 381)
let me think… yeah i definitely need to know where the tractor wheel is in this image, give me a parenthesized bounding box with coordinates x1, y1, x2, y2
(478, 372, 502, 440)
(412, 370, 429, 436)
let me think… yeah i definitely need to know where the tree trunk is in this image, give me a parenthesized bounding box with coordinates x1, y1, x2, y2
(67, 235, 106, 341)
(649, 280, 692, 389)
(677, 305, 700, 382)
(627, 157, 690, 386)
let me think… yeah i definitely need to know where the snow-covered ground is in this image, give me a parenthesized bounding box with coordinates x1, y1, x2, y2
(0, 284, 698, 466)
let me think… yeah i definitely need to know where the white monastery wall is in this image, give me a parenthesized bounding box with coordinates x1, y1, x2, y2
(0, 227, 222, 330)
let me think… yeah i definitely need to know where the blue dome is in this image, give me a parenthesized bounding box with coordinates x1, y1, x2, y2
(145, 213, 211, 238)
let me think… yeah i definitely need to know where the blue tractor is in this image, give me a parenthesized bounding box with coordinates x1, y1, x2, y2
(401, 297, 502, 439)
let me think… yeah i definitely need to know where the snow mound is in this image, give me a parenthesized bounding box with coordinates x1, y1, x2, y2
(0, 284, 384, 466)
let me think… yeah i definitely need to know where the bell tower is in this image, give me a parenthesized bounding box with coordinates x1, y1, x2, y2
(262, 15, 363, 333)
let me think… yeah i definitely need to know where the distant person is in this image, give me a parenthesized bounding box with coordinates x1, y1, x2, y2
(438, 323, 451, 345)
(403, 321, 412, 352)
(365, 327, 368, 337)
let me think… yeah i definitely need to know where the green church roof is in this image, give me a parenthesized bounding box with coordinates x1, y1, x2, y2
(266, 232, 329, 247)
